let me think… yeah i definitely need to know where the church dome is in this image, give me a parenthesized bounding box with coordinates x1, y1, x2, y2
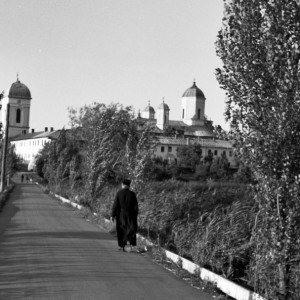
(3, 78, 32, 100)
(143, 104, 155, 114)
(158, 101, 169, 110)
(182, 81, 205, 100)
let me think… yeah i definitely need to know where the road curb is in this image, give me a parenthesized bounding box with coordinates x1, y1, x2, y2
(49, 191, 265, 300)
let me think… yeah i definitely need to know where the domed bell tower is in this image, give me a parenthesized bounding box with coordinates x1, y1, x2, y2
(157, 98, 170, 130)
(181, 80, 206, 126)
(0, 75, 32, 138)
(141, 101, 155, 119)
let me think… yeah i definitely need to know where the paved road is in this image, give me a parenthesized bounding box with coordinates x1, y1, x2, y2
(0, 180, 215, 300)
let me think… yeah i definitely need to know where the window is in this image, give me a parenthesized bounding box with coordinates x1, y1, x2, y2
(161, 146, 165, 152)
(16, 109, 21, 123)
(168, 146, 172, 152)
(214, 150, 218, 156)
(229, 151, 233, 157)
(208, 149, 212, 155)
(198, 108, 201, 119)
(182, 109, 185, 119)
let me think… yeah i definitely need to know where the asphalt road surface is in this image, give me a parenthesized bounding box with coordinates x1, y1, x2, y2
(0, 180, 215, 300)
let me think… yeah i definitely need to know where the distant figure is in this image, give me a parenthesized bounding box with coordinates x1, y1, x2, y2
(111, 179, 139, 252)
(21, 174, 24, 183)
(26, 175, 29, 183)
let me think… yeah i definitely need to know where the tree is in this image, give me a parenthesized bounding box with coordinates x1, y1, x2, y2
(69, 103, 134, 201)
(214, 125, 230, 140)
(177, 144, 202, 171)
(125, 121, 157, 191)
(35, 129, 84, 194)
(164, 126, 185, 137)
(68, 103, 155, 200)
(2, 144, 21, 179)
(216, 1, 300, 298)
(209, 152, 229, 179)
(35, 143, 50, 178)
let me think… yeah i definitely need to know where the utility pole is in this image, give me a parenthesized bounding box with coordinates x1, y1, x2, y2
(0, 103, 10, 192)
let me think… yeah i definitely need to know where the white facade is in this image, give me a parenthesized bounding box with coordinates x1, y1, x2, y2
(156, 101, 170, 130)
(10, 129, 60, 169)
(181, 95, 205, 126)
(11, 137, 49, 163)
(154, 137, 237, 168)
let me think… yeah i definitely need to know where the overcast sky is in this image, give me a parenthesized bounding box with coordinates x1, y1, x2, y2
(0, 0, 227, 131)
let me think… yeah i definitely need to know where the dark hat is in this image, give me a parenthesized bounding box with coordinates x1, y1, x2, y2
(122, 179, 131, 186)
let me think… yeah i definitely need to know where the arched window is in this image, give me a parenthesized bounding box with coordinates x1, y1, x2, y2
(198, 108, 201, 119)
(16, 109, 21, 123)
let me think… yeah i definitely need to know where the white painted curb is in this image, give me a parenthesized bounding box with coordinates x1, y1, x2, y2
(49, 190, 265, 300)
(164, 250, 265, 300)
(49, 191, 83, 210)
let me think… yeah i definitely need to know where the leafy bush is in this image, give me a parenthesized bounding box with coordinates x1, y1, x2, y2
(134, 180, 255, 284)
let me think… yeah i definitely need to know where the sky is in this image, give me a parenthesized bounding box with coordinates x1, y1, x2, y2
(0, 0, 228, 131)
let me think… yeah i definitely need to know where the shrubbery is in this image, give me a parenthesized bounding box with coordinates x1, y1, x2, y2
(137, 180, 255, 283)
(81, 178, 256, 286)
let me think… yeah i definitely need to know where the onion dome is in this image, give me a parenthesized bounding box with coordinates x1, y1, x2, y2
(158, 98, 170, 110)
(3, 76, 32, 100)
(182, 81, 205, 100)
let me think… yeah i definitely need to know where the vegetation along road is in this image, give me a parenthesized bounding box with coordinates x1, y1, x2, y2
(0, 180, 215, 300)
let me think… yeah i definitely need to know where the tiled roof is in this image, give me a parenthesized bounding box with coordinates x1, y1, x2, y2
(10, 130, 60, 141)
(166, 121, 214, 137)
(187, 129, 214, 137)
(168, 120, 186, 127)
(157, 137, 233, 149)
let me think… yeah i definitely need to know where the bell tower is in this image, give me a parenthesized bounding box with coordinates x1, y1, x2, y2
(0, 75, 32, 137)
(157, 98, 170, 130)
(181, 80, 206, 126)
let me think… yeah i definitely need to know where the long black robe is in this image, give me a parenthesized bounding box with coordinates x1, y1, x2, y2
(111, 187, 138, 248)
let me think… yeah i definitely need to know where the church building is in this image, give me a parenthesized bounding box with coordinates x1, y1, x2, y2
(139, 81, 215, 137)
(0, 77, 59, 165)
(138, 81, 236, 167)
(0, 77, 236, 168)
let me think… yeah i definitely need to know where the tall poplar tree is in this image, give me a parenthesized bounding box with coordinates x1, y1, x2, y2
(216, 1, 300, 299)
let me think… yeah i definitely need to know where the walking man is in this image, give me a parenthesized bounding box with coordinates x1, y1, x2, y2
(111, 179, 138, 252)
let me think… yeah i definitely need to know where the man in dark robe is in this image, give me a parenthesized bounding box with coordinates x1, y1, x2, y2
(111, 179, 138, 251)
